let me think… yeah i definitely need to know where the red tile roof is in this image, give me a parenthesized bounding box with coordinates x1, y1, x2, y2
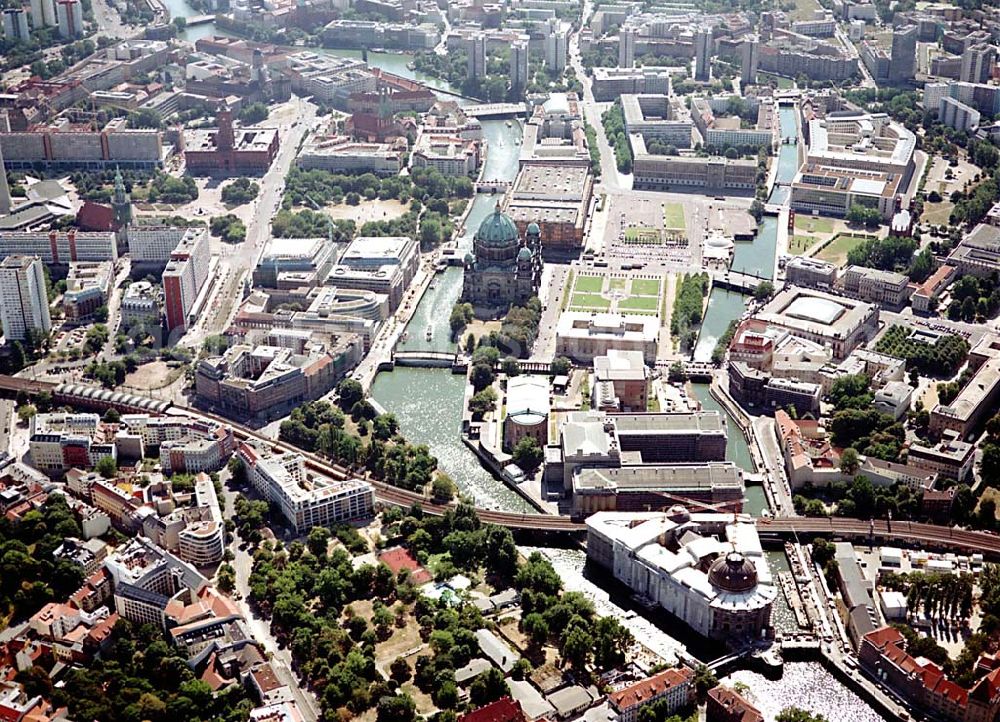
(708, 685, 764, 722)
(378, 546, 432, 585)
(609, 668, 694, 712)
(459, 697, 527, 722)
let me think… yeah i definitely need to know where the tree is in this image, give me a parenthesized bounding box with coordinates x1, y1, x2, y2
(389, 657, 411, 684)
(550, 356, 572, 376)
(501, 357, 520, 376)
(431, 474, 456, 503)
(307, 526, 330, 558)
(561, 625, 593, 671)
(95, 456, 117, 479)
(238, 102, 269, 125)
(469, 387, 498, 418)
(753, 280, 774, 301)
(776, 709, 828, 722)
(337, 378, 364, 409)
(469, 667, 509, 706)
(17, 404, 36, 424)
(694, 665, 718, 701)
(377, 693, 417, 722)
(511, 437, 543, 472)
(840, 448, 860, 475)
(522, 612, 549, 646)
(470, 363, 495, 392)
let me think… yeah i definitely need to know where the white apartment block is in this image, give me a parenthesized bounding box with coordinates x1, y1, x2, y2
(0, 230, 117, 263)
(238, 441, 374, 533)
(0, 255, 51, 342)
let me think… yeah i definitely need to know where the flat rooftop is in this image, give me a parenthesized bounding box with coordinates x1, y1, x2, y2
(574, 461, 742, 491)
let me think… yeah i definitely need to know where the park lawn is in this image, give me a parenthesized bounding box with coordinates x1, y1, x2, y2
(609, 278, 628, 291)
(571, 293, 611, 310)
(794, 215, 834, 234)
(663, 202, 686, 230)
(790, 235, 817, 255)
(630, 278, 662, 296)
(574, 275, 604, 293)
(619, 295, 660, 311)
(922, 201, 954, 226)
(817, 233, 868, 266)
(788, 0, 821, 20)
(759, 72, 794, 89)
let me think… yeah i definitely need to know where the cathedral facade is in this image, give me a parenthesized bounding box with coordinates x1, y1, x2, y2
(461, 204, 542, 316)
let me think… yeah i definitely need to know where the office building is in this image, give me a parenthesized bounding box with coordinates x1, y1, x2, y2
(62, 261, 113, 321)
(328, 235, 419, 311)
(840, 265, 911, 307)
(296, 134, 404, 175)
(121, 281, 162, 327)
(695, 27, 711, 81)
(56, 0, 82, 37)
(591, 67, 673, 101)
(587, 511, 776, 641)
(0, 255, 51, 342)
(411, 133, 480, 176)
(237, 440, 374, 533)
(960, 43, 994, 84)
(947, 223, 1000, 277)
(929, 356, 1000, 439)
(621, 94, 693, 149)
(2, 8, 30, 41)
(631, 142, 757, 193)
(511, 40, 530, 93)
(889, 25, 917, 84)
(908, 432, 975, 482)
(692, 95, 775, 150)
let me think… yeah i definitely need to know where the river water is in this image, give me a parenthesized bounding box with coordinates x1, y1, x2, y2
(156, 15, 879, 713)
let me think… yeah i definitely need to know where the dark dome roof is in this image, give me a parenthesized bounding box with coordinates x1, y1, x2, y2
(708, 552, 758, 593)
(476, 204, 519, 247)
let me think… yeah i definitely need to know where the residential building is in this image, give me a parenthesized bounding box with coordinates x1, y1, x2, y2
(2, 8, 30, 40)
(609, 668, 695, 722)
(30, 0, 56, 27)
(56, 0, 83, 37)
(163, 227, 210, 333)
(237, 440, 374, 533)
(545, 19, 569, 72)
(741, 36, 759, 85)
(911, 264, 956, 313)
(618, 27, 635, 69)
(120, 281, 163, 327)
(0, 119, 163, 170)
(707, 685, 763, 722)
(961, 43, 995, 84)
(889, 25, 917, 83)
(0, 229, 118, 263)
(940, 96, 981, 131)
(511, 40, 530, 93)
(468, 33, 487, 80)
(591, 67, 674, 101)
(411, 133, 480, 176)
(0, 255, 51, 341)
(695, 27, 711, 81)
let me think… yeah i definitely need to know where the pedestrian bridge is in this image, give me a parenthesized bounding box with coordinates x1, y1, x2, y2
(463, 103, 527, 118)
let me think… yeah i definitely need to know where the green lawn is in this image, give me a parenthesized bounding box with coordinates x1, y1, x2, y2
(619, 296, 660, 311)
(759, 72, 794, 89)
(630, 278, 662, 296)
(571, 293, 611, 310)
(663, 203, 686, 230)
(624, 226, 661, 243)
(816, 233, 869, 265)
(794, 215, 834, 234)
(574, 275, 604, 293)
(788, 0, 822, 21)
(609, 278, 628, 291)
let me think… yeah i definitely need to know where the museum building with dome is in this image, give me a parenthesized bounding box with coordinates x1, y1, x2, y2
(461, 204, 542, 315)
(585, 509, 776, 641)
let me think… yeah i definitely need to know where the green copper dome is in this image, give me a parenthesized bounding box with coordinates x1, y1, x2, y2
(527, 222, 541, 235)
(517, 246, 533, 261)
(476, 204, 519, 247)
